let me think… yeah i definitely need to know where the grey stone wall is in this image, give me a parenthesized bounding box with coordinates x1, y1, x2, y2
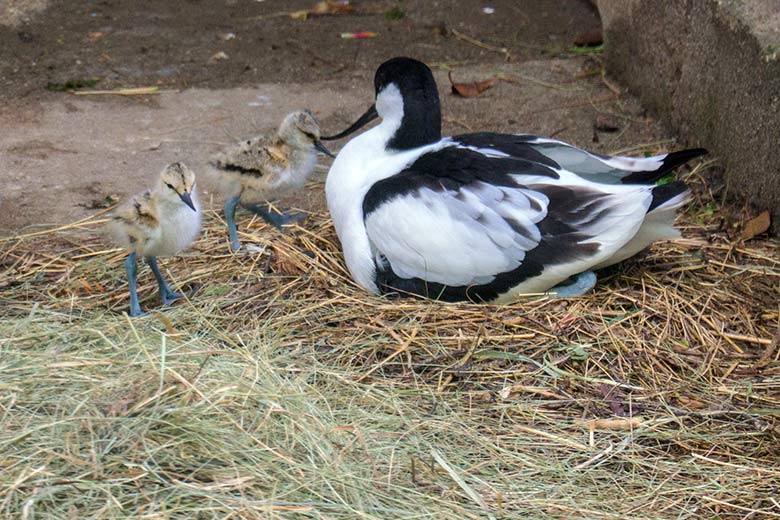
(598, 0, 780, 232)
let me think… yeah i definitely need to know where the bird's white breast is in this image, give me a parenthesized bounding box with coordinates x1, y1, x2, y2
(325, 123, 448, 293)
(146, 190, 202, 257)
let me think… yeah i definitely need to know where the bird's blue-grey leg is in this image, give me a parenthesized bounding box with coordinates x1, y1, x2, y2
(125, 252, 146, 317)
(224, 195, 241, 251)
(547, 271, 597, 298)
(242, 202, 307, 229)
(146, 256, 184, 306)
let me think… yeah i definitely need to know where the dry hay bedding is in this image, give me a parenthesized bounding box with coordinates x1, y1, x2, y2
(1, 173, 779, 519)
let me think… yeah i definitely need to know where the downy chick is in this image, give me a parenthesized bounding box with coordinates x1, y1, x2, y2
(211, 110, 333, 251)
(109, 162, 202, 317)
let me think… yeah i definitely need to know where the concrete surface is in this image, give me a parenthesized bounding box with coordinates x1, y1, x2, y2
(598, 0, 780, 233)
(0, 0, 47, 27)
(0, 58, 673, 234)
(0, 83, 347, 231)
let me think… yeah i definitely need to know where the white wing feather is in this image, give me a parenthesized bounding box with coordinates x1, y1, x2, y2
(365, 182, 547, 287)
(523, 137, 667, 179)
(365, 172, 654, 291)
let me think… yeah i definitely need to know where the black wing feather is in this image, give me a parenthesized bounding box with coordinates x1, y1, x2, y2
(621, 148, 708, 184)
(362, 146, 558, 217)
(453, 133, 561, 169)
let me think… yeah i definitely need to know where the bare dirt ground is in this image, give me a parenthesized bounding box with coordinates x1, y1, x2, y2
(1, 0, 600, 95)
(0, 0, 621, 234)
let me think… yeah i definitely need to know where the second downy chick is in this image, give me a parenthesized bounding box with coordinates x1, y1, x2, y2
(211, 110, 334, 251)
(108, 162, 201, 317)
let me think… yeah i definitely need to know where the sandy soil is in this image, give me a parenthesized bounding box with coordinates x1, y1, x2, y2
(1, 0, 600, 97)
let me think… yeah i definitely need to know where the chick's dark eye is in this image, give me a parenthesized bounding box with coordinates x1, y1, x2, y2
(165, 182, 177, 191)
(303, 131, 316, 140)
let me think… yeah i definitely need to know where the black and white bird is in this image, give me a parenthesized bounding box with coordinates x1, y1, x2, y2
(323, 57, 706, 303)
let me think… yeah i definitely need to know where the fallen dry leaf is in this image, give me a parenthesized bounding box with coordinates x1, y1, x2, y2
(740, 210, 771, 240)
(272, 245, 307, 276)
(573, 29, 603, 47)
(677, 395, 708, 410)
(312, 1, 353, 15)
(86, 31, 105, 43)
(598, 382, 627, 417)
(594, 114, 620, 132)
(449, 71, 497, 98)
(290, 1, 353, 20)
(289, 9, 312, 20)
(756, 334, 779, 368)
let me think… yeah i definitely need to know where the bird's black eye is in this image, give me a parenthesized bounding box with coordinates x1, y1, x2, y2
(303, 131, 316, 140)
(165, 182, 177, 191)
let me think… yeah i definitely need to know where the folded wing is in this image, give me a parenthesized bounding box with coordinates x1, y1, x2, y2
(362, 146, 653, 300)
(454, 133, 706, 185)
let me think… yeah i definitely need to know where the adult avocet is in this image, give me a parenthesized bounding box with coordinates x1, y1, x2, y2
(323, 57, 705, 303)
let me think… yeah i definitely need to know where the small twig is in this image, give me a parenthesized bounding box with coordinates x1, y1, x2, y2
(442, 116, 475, 132)
(572, 444, 614, 471)
(548, 126, 568, 138)
(430, 449, 497, 520)
(600, 70, 623, 96)
(497, 72, 582, 92)
(357, 325, 418, 382)
(720, 332, 773, 346)
(513, 424, 590, 451)
(451, 29, 513, 62)
(691, 452, 780, 476)
(72, 87, 161, 96)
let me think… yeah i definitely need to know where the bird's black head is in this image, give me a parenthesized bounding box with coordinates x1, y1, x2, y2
(373, 57, 441, 151)
(373, 57, 437, 99)
(322, 56, 442, 151)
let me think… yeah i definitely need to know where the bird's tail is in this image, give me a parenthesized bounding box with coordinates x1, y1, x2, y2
(621, 148, 708, 184)
(648, 180, 691, 213)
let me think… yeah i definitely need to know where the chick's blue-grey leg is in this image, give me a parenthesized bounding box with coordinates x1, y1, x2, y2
(243, 202, 307, 229)
(547, 271, 597, 298)
(224, 195, 241, 251)
(125, 252, 146, 317)
(146, 256, 184, 306)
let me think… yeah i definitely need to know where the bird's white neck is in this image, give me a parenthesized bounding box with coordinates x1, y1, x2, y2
(325, 119, 448, 293)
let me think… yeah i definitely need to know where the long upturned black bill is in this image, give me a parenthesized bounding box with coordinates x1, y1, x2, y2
(314, 140, 335, 158)
(321, 104, 379, 141)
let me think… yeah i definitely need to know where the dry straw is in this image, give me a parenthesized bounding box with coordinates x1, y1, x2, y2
(1, 170, 779, 519)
